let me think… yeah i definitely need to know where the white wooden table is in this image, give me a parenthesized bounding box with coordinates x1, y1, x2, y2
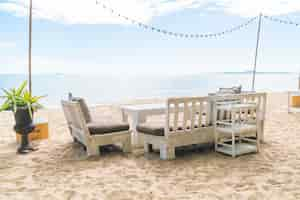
(120, 104, 166, 147)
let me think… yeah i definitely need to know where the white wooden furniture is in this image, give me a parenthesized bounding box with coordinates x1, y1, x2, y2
(210, 92, 267, 143)
(214, 103, 260, 157)
(121, 92, 267, 149)
(137, 97, 214, 160)
(288, 91, 300, 113)
(61, 101, 131, 156)
(121, 103, 201, 147)
(121, 103, 166, 147)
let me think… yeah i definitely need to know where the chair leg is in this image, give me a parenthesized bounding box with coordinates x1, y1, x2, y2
(232, 132, 236, 158)
(214, 131, 219, 151)
(259, 120, 264, 143)
(73, 137, 80, 144)
(123, 138, 132, 153)
(87, 145, 100, 157)
(144, 142, 153, 153)
(256, 131, 260, 153)
(160, 144, 175, 160)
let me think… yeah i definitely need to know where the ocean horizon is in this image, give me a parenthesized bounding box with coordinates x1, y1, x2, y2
(0, 72, 298, 107)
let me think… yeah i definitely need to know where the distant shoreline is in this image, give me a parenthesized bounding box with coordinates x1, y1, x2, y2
(0, 72, 296, 76)
(221, 72, 294, 74)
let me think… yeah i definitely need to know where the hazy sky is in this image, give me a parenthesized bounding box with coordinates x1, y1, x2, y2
(1, 0, 300, 75)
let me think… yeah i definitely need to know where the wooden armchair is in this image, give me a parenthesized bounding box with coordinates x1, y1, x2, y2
(214, 103, 260, 157)
(61, 100, 131, 156)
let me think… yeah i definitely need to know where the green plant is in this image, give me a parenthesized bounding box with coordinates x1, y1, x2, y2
(0, 81, 45, 118)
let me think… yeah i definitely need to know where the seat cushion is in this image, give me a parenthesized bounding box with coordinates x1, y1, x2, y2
(137, 124, 165, 136)
(216, 124, 257, 135)
(71, 97, 92, 123)
(137, 124, 201, 136)
(87, 122, 130, 135)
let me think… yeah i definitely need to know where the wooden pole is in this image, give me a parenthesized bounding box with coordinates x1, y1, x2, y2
(252, 13, 262, 92)
(28, 0, 32, 94)
(298, 73, 300, 90)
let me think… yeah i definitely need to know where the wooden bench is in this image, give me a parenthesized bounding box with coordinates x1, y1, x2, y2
(137, 96, 214, 160)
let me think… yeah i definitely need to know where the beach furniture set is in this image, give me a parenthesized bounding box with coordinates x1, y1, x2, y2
(61, 92, 267, 159)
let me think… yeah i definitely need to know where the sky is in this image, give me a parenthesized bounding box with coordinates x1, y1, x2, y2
(0, 0, 300, 76)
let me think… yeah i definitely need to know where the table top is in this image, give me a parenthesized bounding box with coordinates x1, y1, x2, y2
(208, 91, 255, 97)
(121, 103, 166, 112)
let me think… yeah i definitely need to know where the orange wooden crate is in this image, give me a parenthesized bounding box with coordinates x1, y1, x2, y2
(292, 96, 300, 107)
(16, 121, 48, 143)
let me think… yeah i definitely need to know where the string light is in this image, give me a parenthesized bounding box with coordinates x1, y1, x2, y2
(263, 15, 300, 27)
(95, 0, 258, 39)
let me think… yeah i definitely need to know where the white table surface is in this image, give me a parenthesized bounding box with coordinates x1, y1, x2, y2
(121, 103, 166, 112)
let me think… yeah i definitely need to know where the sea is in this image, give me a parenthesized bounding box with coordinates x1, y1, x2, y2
(0, 73, 298, 107)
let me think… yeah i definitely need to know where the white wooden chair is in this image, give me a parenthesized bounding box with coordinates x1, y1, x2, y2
(214, 103, 260, 157)
(61, 100, 131, 156)
(238, 93, 267, 142)
(137, 97, 214, 160)
(211, 92, 267, 143)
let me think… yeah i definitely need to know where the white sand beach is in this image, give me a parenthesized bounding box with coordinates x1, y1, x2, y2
(1, 92, 300, 200)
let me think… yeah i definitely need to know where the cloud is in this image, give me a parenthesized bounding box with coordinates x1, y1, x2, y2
(0, 0, 300, 25)
(0, 0, 207, 25)
(217, 0, 300, 17)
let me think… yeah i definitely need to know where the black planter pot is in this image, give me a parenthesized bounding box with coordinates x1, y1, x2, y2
(13, 106, 36, 154)
(14, 106, 33, 132)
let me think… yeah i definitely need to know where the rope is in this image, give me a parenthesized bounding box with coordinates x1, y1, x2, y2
(96, 0, 258, 39)
(263, 15, 300, 27)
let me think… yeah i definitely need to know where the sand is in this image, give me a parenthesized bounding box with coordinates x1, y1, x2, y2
(1, 92, 300, 200)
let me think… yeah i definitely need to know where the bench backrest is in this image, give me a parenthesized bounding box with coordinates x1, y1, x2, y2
(213, 92, 267, 121)
(165, 96, 212, 138)
(61, 100, 90, 144)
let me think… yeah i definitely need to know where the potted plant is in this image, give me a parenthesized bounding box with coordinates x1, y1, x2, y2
(0, 81, 44, 154)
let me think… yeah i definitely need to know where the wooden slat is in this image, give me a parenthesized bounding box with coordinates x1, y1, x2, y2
(173, 102, 179, 131)
(205, 101, 210, 126)
(183, 100, 189, 130)
(191, 100, 196, 130)
(198, 101, 203, 127)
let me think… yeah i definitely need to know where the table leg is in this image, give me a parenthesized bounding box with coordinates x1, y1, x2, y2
(131, 113, 147, 148)
(122, 110, 129, 123)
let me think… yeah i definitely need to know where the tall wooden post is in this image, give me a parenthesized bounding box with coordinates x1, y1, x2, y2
(252, 13, 263, 91)
(298, 73, 300, 90)
(28, 0, 32, 94)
